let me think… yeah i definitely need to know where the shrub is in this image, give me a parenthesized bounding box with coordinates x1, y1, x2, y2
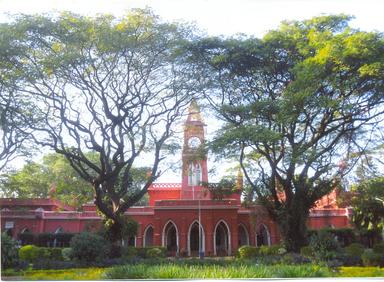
(373, 242, 384, 254)
(361, 249, 383, 266)
(259, 245, 281, 255)
(147, 247, 164, 258)
(238, 245, 258, 259)
(62, 248, 73, 261)
(281, 253, 311, 265)
(309, 230, 340, 260)
(54, 233, 76, 247)
(109, 244, 123, 258)
(123, 246, 138, 257)
(43, 247, 64, 260)
(1, 233, 19, 269)
(19, 244, 42, 262)
(135, 247, 167, 258)
(70, 232, 110, 262)
(345, 243, 365, 257)
(300, 246, 313, 257)
(334, 253, 362, 266)
(32, 260, 78, 270)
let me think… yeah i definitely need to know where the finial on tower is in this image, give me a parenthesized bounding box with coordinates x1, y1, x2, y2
(186, 98, 204, 123)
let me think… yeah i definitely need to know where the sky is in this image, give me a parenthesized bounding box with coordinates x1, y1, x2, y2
(1, 0, 383, 182)
(1, 0, 384, 37)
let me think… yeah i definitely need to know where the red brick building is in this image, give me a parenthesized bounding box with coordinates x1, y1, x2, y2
(0, 101, 352, 256)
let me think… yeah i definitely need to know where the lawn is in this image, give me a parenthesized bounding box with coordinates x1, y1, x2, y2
(3, 263, 384, 280)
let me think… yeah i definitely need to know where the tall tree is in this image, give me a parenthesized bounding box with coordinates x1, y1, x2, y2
(190, 15, 384, 251)
(3, 9, 198, 241)
(0, 23, 38, 170)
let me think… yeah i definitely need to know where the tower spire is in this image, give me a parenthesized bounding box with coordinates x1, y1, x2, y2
(186, 98, 204, 123)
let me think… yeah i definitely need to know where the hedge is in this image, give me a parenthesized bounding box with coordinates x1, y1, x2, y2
(18, 232, 77, 247)
(19, 245, 64, 262)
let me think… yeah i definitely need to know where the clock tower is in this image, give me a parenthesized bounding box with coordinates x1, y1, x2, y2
(181, 99, 210, 200)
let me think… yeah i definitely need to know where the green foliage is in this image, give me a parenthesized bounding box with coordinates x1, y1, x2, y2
(61, 248, 72, 261)
(146, 247, 165, 258)
(259, 245, 283, 255)
(337, 266, 384, 277)
(350, 177, 384, 234)
(69, 233, 110, 262)
(19, 245, 41, 262)
(2, 8, 195, 243)
(1, 233, 19, 269)
(18, 245, 64, 262)
(300, 246, 313, 257)
(123, 246, 138, 257)
(43, 248, 64, 261)
(0, 153, 94, 209)
(238, 245, 259, 259)
(101, 217, 138, 243)
(373, 242, 384, 254)
(281, 253, 311, 265)
(309, 231, 341, 260)
(104, 263, 332, 279)
(203, 177, 239, 200)
(345, 243, 365, 257)
(193, 14, 384, 252)
(21, 268, 105, 280)
(361, 249, 383, 266)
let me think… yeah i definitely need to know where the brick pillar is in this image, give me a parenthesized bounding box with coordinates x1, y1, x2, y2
(205, 216, 213, 256)
(180, 217, 187, 255)
(153, 217, 162, 246)
(231, 216, 238, 255)
(136, 223, 143, 247)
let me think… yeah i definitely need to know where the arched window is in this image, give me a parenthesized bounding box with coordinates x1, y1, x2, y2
(214, 220, 231, 256)
(238, 224, 249, 247)
(54, 227, 64, 234)
(143, 225, 154, 247)
(127, 235, 136, 247)
(162, 221, 179, 256)
(188, 220, 205, 256)
(53, 227, 64, 247)
(256, 224, 271, 247)
(21, 227, 30, 234)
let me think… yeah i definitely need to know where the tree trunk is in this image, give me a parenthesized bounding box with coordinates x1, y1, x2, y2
(275, 201, 310, 252)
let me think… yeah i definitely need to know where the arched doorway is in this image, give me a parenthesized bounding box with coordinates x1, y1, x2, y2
(214, 220, 231, 256)
(143, 225, 154, 247)
(53, 227, 63, 247)
(188, 221, 205, 256)
(256, 224, 271, 246)
(238, 224, 249, 247)
(127, 235, 136, 246)
(162, 221, 178, 255)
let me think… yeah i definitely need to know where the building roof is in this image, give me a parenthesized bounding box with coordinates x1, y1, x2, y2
(0, 198, 75, 211)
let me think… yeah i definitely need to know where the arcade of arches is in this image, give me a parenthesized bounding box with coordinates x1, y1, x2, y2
(0, 101, 352, 256)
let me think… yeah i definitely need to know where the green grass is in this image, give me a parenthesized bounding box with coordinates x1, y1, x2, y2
(3, 262, 384, 280)
(15, 268, 105, 280)
(337, 266, 384, 277)
(103, 263, 332, 279)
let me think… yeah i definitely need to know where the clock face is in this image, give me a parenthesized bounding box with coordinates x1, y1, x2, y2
(188, 136, 201, 149)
